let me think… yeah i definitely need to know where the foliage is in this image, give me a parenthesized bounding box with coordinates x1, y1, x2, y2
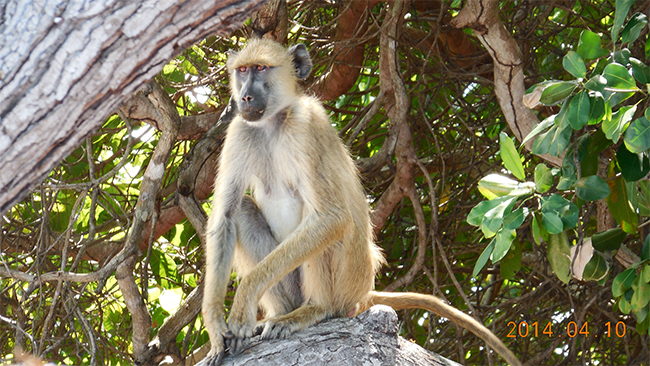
(1, 1, 649, 366)
(469, 0, 650, 352)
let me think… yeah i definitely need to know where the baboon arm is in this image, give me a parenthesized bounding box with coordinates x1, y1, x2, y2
(229, 209, 350, 321)
(367, 291, 523, 366)
(202, 183, 244, 354)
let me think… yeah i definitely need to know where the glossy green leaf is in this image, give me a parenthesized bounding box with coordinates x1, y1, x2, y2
(624, 117, 650, 153)
(632, 277, 650, 310)
(577, 30, 609, 60)
(642, 264, 650, 283)
(467, 197, 508, 226)
(613, 267, 637, 297)
(542, 212, 564, 234)
(548, 233, 571, 284)
(568, 91, 590, 130)
(580, 130, 609, 177)
(472, 239, 495, 277)
(554, 98, 572, 129)
(531, 125, 555, 155)
(607, 176, 639, 233)
(622, 13, 648, 44)
(500, 239, 522, 280)
(631, 57, 650, 84)
(620, 294, 632, 314)
(541, 194, 579, 229)
(540, 81, 578, 105)
(603, 104, 636, 143)
(503, 208, 527, 230)
(575, 175, 611, 201)
(532, 213, 548, 245)
(563, 51, 587, 79)
(592, 228, 626, 252)
(522, 115, 555, 147)
(585, 75, 607, 93)
(588, 93, 606, 125)
(636, 306, 650, 333)
(482, 196, 517, 237)
(603, 63, 637, 91)
(582, 252, 609, 281)
(548, 125, 572, 157)
(499, 132, 525, 180)
(492, 228, 516, 263)
(617, 143, 650, 181)
(612, 0, 636, 41)
(534, 163, 553, 193)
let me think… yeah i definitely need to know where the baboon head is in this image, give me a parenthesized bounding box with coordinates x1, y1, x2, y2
(227, 39, 312, 122)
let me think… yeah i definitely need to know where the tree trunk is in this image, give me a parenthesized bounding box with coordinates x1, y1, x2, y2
(194, 306, 462, 366)
(0, 0, 267, 214)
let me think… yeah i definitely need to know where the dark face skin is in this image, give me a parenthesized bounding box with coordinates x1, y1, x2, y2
(235, 65, 271, 122)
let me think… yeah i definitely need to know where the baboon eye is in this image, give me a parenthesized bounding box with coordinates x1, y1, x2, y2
(237, 66, 248, 73)
(256, 65, 268, 71)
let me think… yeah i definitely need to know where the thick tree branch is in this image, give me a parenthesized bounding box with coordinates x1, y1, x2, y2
(450, 0, 562, 167)
(0, 0, 267, 214)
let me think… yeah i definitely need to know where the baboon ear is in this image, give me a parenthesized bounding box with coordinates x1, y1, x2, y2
(289, 44, 312, 79)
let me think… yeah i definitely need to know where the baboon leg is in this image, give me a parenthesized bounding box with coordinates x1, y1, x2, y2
(233, 195, 304, 318)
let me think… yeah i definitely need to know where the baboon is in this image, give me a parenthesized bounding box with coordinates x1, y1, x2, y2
(201, 38, 522, 366)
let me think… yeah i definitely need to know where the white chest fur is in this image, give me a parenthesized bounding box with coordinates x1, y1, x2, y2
(251, 175, 303, 243)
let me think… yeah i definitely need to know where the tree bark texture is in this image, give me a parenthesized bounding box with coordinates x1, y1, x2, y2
(195, 306, 462, 366)
(0, 0, 267, 214)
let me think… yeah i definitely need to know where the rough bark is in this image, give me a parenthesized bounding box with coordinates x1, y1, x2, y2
(0, 0, 267, 214)
(195, 306, 461, 366)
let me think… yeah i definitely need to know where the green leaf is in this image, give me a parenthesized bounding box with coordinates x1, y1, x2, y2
(620, 294, 633, 314)
(592, 228, 627, 252)
(568, 91, 590, 130)
(534, 163, 554, 193)
(575, 175, 611, 201)
(607, 176, 639, 233)
(603, 63, 637, 91)
(624, 117, 650, 153)
(636, 305, 650, 334)
(580, 130, 609, 177)
(613, 267, 637, 297)
(540, 81, 578, 105)
(548, 125, 573, 157)
(585, 75, 607, 93)
(642, 264, 650, 283)
(492, 228, 516, 263)
(531, 125, 555, 155)
(472, 239, 495, 277)
(500, 239, 522, 280)
(482, 196, 517, 237)
(639, 180, 650, 216)
(582, 252, 609, 281)
(617, 143, 650, 181)
(622, 13, 648, 44)
(522, 115, 555, 147)
(563, 51, 587, 79)
(532, 213, 548, 245)
(542, 212, 564, 234)
(577, 30, 609, 60)
(468, 198, 506, 226)
(504, 208, 527, 230)
(632, 277, 650, 310)
(541, 194, 580, 229)
(554, 97, 572, 129)
(603, 104, 636, 143)
(588, 93, 606, 125)
(477, 174, 535, 200)
(630, 57, 650, 84)
(612, 0, 636, 41)
(499, 132, 526, 180)
(548, 233, 571, 284)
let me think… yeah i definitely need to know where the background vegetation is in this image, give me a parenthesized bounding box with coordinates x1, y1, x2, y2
(2, 0, 650, 365)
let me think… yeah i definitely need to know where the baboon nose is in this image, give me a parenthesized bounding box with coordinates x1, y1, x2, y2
(242, 95, 253, 102)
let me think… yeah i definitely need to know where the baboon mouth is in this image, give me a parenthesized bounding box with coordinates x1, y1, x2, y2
(241, 109, 265, 121)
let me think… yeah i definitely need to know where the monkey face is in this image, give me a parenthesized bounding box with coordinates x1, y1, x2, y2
(234, 65, 272, 122)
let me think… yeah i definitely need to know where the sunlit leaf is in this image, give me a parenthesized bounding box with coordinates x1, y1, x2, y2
(603, 104, 636, 143)
(568, 91, 590, 130)
(540, 81, 578, 105)
(492, 228, 516, 263)
(577, 30, 609, 60)
(603, 63, 637, 91)
(582, 252, 609, 281)
(472, 239, 495, 277)
(607, 176, 639, 233)
(624, 117, 650, 153)
(499, 132, 525, 180)
(613, 268, 637, 297)
(611, 0, 636, 41)
(622, 13, 648, 44)
(534, 163, 553, 193)
(563, 51, 586, 79)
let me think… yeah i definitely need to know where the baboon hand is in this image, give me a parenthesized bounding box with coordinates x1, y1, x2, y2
(202, 309, 228, 365)
(205, 345, 225, 366)
(225, 290, 258, 354)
